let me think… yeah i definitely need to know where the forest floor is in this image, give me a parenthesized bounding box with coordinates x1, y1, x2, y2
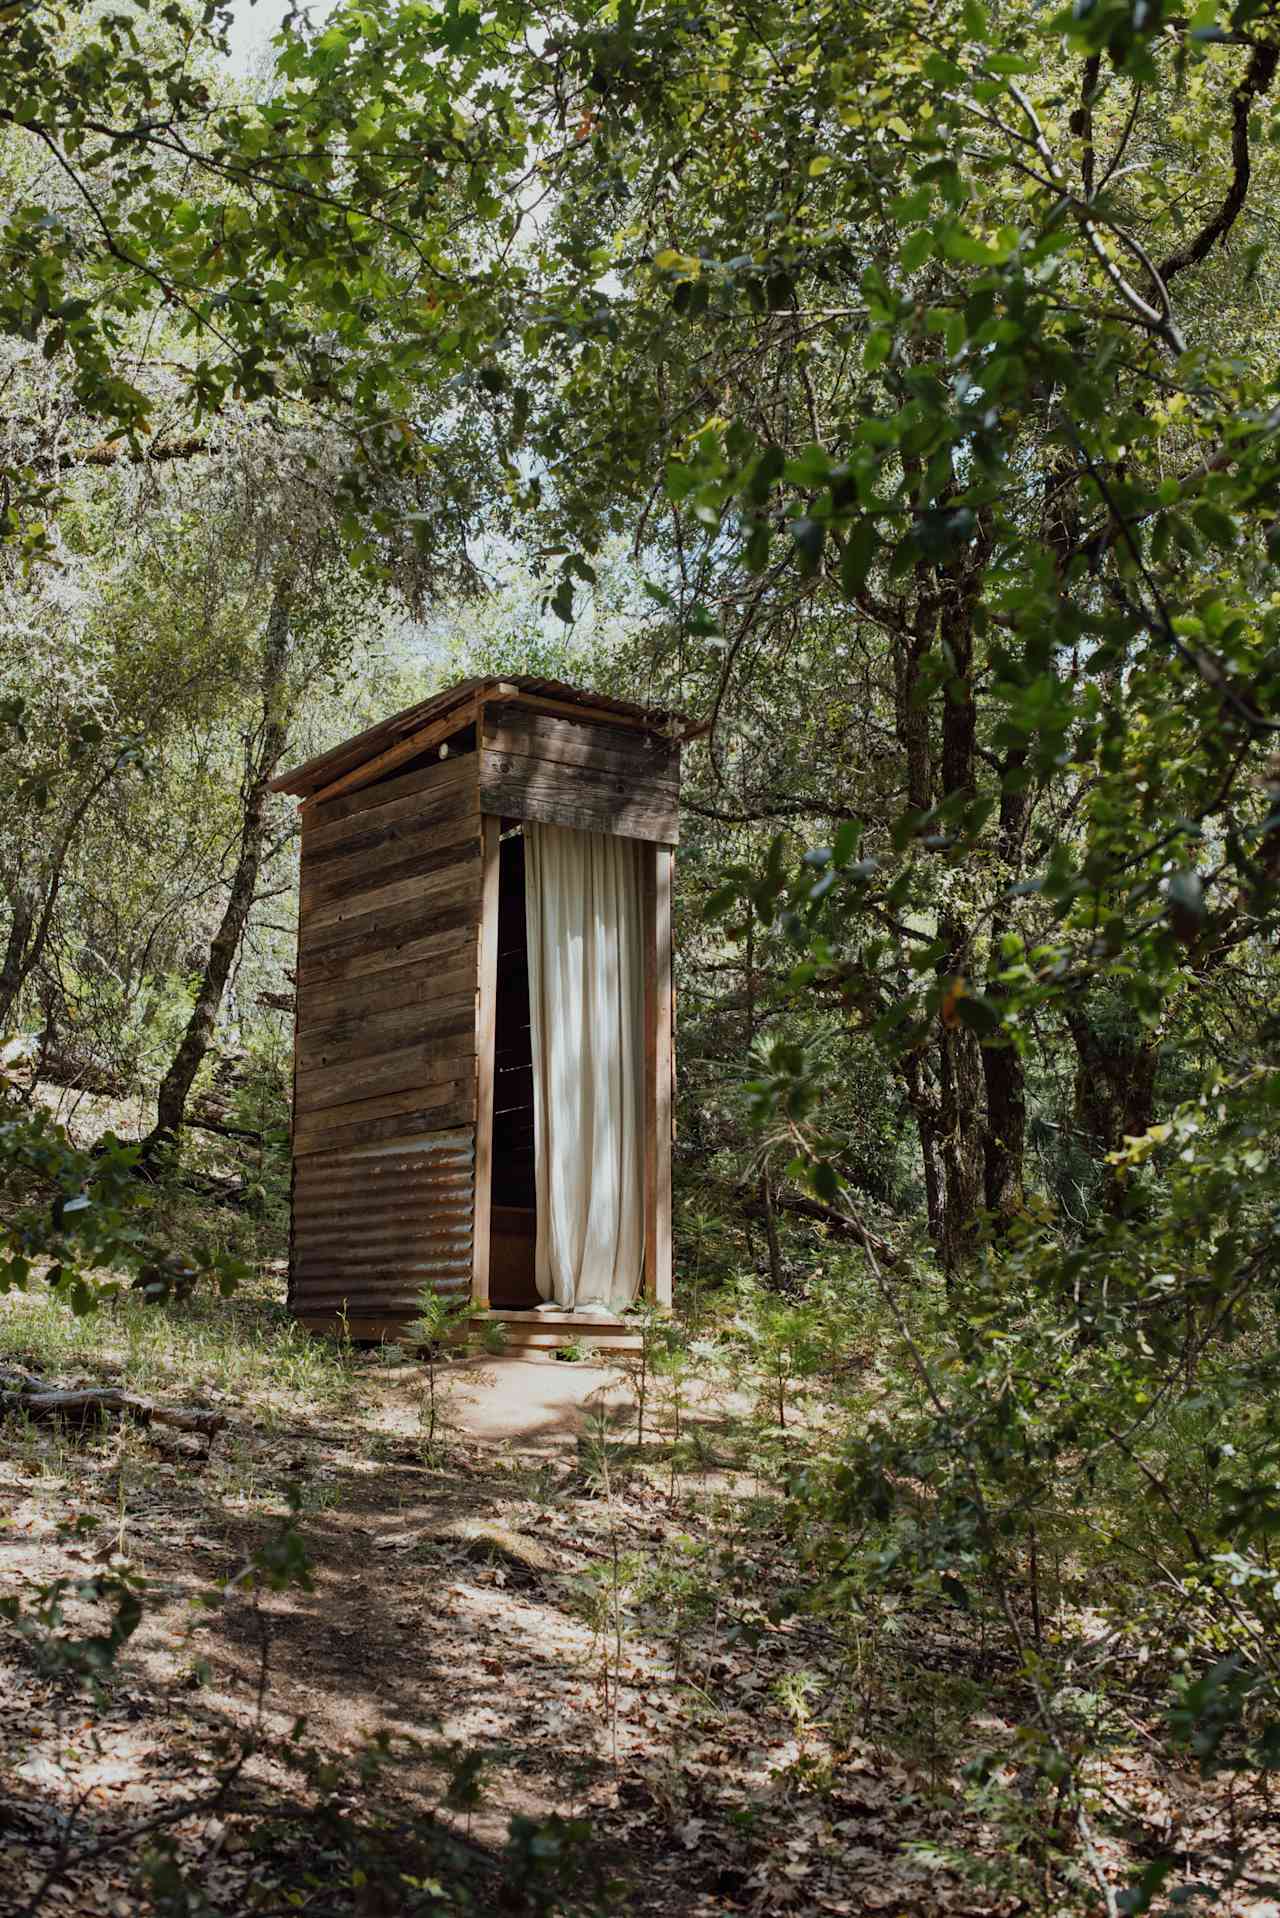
(2, 1272, 1278, 1917)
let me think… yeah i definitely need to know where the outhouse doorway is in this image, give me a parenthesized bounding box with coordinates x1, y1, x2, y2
(488, 826, 538, 1311)
(272, 677, 680, 1352)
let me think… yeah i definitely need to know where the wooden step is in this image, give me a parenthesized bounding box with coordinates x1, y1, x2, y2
(295, 1307, 641, 1352)
(478, 1309, 640, 1352)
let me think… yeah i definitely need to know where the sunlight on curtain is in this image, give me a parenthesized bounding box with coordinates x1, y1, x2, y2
(525, 824, 645, 1312)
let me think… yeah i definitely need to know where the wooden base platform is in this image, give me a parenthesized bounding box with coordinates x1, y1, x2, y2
(476, 1308, 641, 1352)
(294, 1309, 641, 1353)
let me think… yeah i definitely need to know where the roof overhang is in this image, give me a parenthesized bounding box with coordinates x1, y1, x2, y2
(271, 675, 687, 801)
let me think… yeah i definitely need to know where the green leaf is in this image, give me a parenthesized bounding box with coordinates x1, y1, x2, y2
(791, 516, 825, 571)
(900, 229, 933, 272)
(912, 507, 976, 560)
(840, 519, 878, 598)
(864, 328, 893, 371)
(1192, 502, 1239, 552)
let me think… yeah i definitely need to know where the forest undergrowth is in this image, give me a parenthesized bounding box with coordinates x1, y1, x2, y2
(3, 1193, 1277, 1918)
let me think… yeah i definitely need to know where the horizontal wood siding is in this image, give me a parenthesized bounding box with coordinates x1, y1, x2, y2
(478, 703, 679, 844)
(290, 753, 482, 1328)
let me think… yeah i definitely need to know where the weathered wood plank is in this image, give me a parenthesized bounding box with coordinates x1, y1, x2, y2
(303, 703, 477, 811)
(292, 1074, 472, 1143)
(294, 922, 477, 993)
(483, 689, 663, 733)
(296, 892, 481, 980)
(292, 1098, 475, 1156)
(479, 750, 679, 844)
(297, 956, 475, 1032)
(302, 815, 479, 908)
(295, 993, 475, 1075)
(481, 702, 679, 788)
(295, 1036, 477, 1109)
(304, 840, 481, 936)
(303, 759, 476, 851)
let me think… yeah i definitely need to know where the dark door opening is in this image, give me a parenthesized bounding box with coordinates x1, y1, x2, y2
(488, 827, 539, 1308)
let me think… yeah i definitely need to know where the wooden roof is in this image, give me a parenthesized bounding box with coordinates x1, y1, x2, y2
(271, 675, 685, 800)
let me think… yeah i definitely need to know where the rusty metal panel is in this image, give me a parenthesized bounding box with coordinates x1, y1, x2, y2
(288, 1128, 476, 1322)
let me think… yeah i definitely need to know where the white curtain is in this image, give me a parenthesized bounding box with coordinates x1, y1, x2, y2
(525, 823, 646, 1311)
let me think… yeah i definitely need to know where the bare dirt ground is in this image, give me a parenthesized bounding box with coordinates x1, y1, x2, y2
(3, 1283, 1278, 1917)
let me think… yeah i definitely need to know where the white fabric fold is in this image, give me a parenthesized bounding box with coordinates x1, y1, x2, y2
(524, 823, 646, 1311)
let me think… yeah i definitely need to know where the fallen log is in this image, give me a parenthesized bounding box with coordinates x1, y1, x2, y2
(1, 1386, 226, 1440)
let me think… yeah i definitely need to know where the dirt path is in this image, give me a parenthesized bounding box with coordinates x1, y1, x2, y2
(6, 1318, 1269, 1916)
(6, 1345, 906, 1915)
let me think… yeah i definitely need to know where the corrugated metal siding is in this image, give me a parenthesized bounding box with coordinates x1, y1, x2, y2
(291, 1130, 476, 1315)
(288, 752, 481, 1328)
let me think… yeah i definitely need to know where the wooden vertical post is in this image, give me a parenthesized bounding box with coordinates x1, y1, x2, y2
(644, 843, 674, 1308)
(472, 812, 501, 1308)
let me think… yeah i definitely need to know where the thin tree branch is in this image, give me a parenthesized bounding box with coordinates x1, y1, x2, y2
(1156, 42, 1279, 283)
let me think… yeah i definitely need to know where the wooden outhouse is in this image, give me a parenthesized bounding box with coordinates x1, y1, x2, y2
(271, 677, 680, 1348)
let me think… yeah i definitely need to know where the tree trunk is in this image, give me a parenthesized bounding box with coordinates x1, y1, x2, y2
(1065, 1001, 1160, 1212)
(759, 1167, 785, 1290)
(901, 1049, 945, 1249)
(932, 557, 999, 1278)
(937, 1017, 986, 1279)
(0, 887, 35, 1028)
(0, 757, 121, 1029)
(141, 584, 293, 1163)
(981, 1035, 1026, 1220)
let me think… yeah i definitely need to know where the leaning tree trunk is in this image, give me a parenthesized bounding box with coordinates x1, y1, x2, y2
(0, 886, 35, 1029)
(0, 756, 126, 1030)
(141, 585, 293, 1164)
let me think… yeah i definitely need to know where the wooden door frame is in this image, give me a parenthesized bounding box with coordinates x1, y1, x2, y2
(472, 824, 673, 1313)
(471, 812, 501, 1309)
(643, 842, 674, 1308)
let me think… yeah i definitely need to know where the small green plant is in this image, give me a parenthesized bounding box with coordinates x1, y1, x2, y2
(731, 1282, 827, 1435)
(570, 1404, 645, 1766)
(612, 1300, 682, 1446)
(405, 1286, 484, 1460)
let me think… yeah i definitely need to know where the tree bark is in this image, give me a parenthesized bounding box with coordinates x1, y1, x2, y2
(738, 1187, 900, 1268)
(981, 1034, 1026, 1219)
(0, 886, 35, 1028)
(0, 758, 122, 1029)
(1065, 1001, 1160, 1211)
(141, 584, 293, 1163)
(901, 1049, 945, 1249)
(1, 1383, 226, 1438)
(932, 549, 1010, 1276)
(937, 1016, 986, 1279)
(759, 1167, 785, 1290)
